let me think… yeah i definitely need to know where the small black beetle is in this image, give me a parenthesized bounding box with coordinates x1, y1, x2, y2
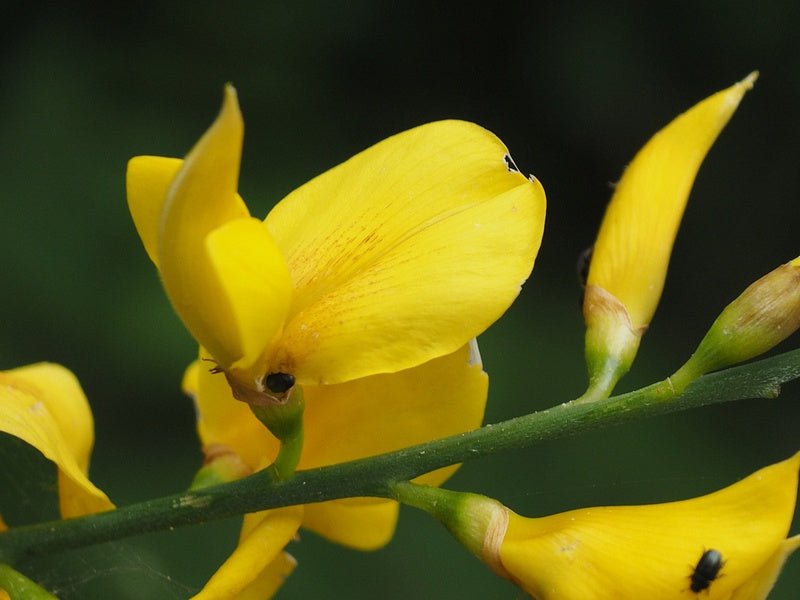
(690, 548, 724, 593)
(264, 372, 295, 394)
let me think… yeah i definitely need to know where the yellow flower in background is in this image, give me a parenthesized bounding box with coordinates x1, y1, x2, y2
(0, 363, 113, 527)
(127, 85, 545, 400)
(581, 73, 757, 400)
(186, 341, 488, 598)
(492, 452, 799, 599)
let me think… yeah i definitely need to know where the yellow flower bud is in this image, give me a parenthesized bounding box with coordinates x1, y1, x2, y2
(581, 73, 757, 400)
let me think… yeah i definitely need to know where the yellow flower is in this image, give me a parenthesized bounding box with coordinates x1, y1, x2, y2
(581, 73, 757, 400)
(489, 453, 799, 599)
(127, 87, 544, 596)
(127, 85, 545, 398)
(0, 363, 113, 529)
(186, 341, 488, 598)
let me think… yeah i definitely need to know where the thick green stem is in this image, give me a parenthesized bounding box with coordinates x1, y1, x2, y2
(0, 564, 57, 599)
(0, 349, 798, 563)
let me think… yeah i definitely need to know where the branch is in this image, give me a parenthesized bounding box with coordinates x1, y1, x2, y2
(1, 348, 798, 562)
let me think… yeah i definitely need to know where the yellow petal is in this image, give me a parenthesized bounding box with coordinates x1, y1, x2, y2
(126, 156, 251, 269)
(157, 87, 291, 376)
(587, 73, 756, 331)
(302, 498, 399, 551)
(731, 535, 800, 600)
(297, 341, 486, 547)
(0, 364, 113, 519)
(499, 451, 798, 599)
(192, 507, 302, 600)
(299, 341, 487, 470)
(205, 218, 292, 378)
(264, 120, 545, 384)
(126, 156, 183, 266)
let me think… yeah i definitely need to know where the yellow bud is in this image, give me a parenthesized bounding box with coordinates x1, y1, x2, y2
(581, 73, 756, 400)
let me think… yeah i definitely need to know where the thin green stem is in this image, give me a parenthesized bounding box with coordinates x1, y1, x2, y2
(268, 425, 304, 482)
(251, 385, 305, 481)
(0, 564, 57, 599)
(0, 349, 798, 564)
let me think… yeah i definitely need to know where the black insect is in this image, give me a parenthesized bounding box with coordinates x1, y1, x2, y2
(264, 372, 295, 394)
(689, 549, 724, 593)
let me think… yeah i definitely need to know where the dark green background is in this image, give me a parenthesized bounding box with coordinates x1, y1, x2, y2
(1, 1, 799, 597)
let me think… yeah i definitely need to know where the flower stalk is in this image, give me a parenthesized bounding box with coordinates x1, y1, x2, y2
(0, 348, 798, 564)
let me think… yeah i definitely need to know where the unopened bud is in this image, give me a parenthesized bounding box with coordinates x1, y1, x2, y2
(671, 258, 800, 392)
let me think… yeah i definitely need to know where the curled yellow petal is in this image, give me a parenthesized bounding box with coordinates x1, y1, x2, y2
(497, 452, 799, 599)
(587, 72, 756, 329)
(0, 364, 113, 519)
(581, 73, 756, 399)
(192, 507, 302, 600)
(265, 120, 546, 384)
(126, 156, 183, 266)
(154, 86, 291, 377)
(205, 218, 292, 379)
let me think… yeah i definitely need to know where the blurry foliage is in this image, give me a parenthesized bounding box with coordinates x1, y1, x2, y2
(1, 1, 799, 597)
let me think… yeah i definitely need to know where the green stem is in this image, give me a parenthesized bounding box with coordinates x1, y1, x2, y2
(0, 564, 57, 599)
(251, 385, 305, 481)
(268, 425, 304, 482)
(1, 348, 798, 563)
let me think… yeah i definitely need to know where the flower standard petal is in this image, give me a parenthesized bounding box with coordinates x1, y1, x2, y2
(581, 73, 756, 400)
(0, 364, 113, 519)
(155, 86, 291, 378)
(264, 120, 546, 384)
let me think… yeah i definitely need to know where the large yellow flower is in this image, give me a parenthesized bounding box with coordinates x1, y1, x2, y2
(127, 86, 545, 396)
(127, 87, 545, 596)
(0, 363, 113, 529)
(493, 453, 799, 599)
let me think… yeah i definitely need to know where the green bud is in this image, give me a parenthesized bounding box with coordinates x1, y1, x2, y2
(671, 258, 800, 393)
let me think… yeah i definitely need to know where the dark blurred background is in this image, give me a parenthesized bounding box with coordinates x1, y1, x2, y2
(1, 1, 799, 597)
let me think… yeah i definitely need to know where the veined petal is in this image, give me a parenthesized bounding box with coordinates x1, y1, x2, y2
(587, 73, 757, 331)
(0, 364, 113, 519)
(192, 507, 302, 600)
(156, 86, 290, 374)
(264, 120, 546, 384)
(498, 452, 799, 599)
